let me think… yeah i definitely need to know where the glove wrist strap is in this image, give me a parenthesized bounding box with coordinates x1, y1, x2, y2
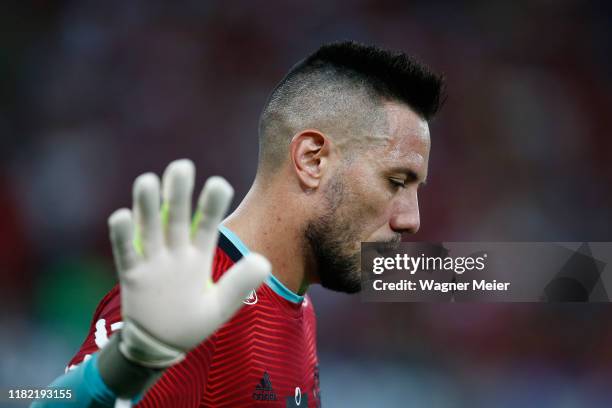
(119, 320, 186, 368)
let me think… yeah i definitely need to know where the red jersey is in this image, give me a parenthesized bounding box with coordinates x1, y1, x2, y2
(68, 227, 321, 407)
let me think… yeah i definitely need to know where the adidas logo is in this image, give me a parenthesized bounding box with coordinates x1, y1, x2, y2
(252, 371, 277, 401)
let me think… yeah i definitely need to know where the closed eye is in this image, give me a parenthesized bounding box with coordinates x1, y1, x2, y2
(389, 178, 406, 188)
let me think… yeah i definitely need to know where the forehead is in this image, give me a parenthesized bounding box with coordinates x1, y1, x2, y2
(376, 101, 431, 168)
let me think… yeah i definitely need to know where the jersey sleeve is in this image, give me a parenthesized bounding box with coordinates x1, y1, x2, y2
(66, 285, 123, 372)
(32, 286, 131, 408)
(32, 353, 121, 408)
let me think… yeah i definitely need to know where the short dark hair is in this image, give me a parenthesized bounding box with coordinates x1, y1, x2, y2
(258, 41, 445, 172)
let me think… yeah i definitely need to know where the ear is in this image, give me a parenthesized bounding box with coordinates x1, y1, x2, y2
(289, 130, 331, 190)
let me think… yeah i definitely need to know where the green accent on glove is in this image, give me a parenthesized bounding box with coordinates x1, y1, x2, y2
(191, 211, 202, 238)
(133, 202, 171, 255)
(160, 201, 170, 228)
(133, 228, 144, 256)
(132, 200, 213, 290)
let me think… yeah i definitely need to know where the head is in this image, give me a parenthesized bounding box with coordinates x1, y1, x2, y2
(256, 41, 445, 293)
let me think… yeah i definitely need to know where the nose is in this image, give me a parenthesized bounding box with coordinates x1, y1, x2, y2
(389, 190, 421, 234)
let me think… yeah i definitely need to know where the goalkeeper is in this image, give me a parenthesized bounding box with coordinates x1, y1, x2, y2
(33, 41, 444, 407)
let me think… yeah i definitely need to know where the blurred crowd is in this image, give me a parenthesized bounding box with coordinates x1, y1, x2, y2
(1, 1, 612, 406)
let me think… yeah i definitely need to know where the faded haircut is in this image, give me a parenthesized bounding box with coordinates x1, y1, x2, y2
(257, 41, 445, 173)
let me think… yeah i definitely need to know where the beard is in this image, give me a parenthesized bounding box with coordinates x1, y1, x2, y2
(305, 175, 362, 293)
(304, 174, 390, 294)
(305, 210, 363, 294)
(305, 216, 401, 293)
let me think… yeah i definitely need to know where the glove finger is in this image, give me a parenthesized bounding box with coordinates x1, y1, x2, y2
(193, 176, 233, 258)
(108, 208, 141, 275)
(133, 173, 163, 258)
(162, 159, 195, 251)
(213, 253, 270, 321)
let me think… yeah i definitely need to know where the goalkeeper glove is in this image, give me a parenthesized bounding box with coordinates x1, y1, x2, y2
(107, 159, 270, 368)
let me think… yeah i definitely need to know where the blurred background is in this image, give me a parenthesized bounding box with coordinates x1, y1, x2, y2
(1, 0, 612, 406)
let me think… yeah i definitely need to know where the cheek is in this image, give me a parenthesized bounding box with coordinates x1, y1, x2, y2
(344, 177, 392, 237)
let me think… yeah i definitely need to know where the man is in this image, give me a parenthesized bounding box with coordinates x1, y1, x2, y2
(34, 41, 444, 407)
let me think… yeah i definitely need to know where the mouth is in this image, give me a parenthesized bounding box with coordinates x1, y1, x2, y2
(369, 236, 402, 256)
(377, 239, 401, 249)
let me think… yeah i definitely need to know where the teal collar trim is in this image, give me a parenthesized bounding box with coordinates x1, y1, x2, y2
(219, 225, 251, 257)
(219, 225, 304, 304)
(265, 273, 305, 304)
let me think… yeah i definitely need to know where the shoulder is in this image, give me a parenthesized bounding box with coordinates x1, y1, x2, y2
(303, 294, 317, 324)
(96, 284, 121, 318)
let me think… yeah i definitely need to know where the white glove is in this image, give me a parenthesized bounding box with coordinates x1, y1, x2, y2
(107, 159, 270, 368)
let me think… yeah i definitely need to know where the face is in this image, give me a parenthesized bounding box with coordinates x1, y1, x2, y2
(306, 102, 431, 293)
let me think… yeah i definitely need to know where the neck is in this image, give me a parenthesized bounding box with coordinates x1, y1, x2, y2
(222, 179, 313, 295)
